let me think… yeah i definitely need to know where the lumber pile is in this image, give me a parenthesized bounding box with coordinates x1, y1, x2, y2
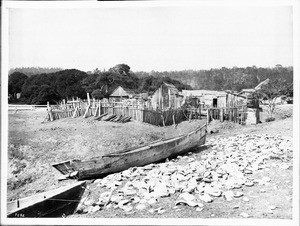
(95, 113, 131, 123)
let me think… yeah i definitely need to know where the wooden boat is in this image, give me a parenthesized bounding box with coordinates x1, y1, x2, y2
(7, 181, 86, 218)
(53, 123, 207, 180)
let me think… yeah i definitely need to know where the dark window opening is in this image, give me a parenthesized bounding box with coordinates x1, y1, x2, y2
(213, 98, 218, 107)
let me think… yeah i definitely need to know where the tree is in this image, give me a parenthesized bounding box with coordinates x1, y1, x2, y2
(109, 64, 131, 75)
(256, 79, 292, 118)
(8, 72, 28, 96)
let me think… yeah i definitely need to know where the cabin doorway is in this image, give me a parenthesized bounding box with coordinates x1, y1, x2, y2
(213, 98, 218, 107)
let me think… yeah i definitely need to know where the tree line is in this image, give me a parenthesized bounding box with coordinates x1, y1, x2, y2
(8, 64, 293, 105)
(135, 65, 293, 91)
(8, 64, 191, 104)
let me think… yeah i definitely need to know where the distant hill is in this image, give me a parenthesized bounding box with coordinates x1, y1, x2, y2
(9, 67, 64, 77)
(134, 66, 293, 91)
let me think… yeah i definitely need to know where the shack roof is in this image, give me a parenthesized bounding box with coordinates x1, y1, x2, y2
(162, 82, 179, 95)
(110, 86, 135, 97)
(182, 90, 227, 97)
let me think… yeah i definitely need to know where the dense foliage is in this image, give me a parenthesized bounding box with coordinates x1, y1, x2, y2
(9, 67, 63, 77)
(18, 69, 88, 104)
(8, 64, 293, 105)
(135, 65, 293, 91)
(8, 72, 28, 96)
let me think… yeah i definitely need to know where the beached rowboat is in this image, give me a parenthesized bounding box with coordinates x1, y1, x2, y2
(7, 181, 86, 218)
(53, 123, 207, 180)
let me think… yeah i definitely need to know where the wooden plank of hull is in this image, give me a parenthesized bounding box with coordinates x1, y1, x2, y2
(69, 124, 207, 179)
(7, 181, 86, 218)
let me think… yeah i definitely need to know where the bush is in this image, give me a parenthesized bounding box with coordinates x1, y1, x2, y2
(265, 117, 275, 122)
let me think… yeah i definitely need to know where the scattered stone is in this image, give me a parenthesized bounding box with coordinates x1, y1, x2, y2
(234, 191, 244, 198)
(262, 176, 271, 182)
(149, 209, 155, 214)
(84, 133, 292, 216)
(233, 205, 239, 209)
(135, 204, 146, 210)
(198, 193, 213, 203)
(179, 192, 196, 202)
(148, 198, 158, 205)
(118, 199, 131, 209)
(243, 197, 250, 202)
(89, 205, 100, 213)
(240, 212, 250, 218)
(245, 181, 254, 187)
(266, 209, 273, 214)
(223, 191, 234, 201)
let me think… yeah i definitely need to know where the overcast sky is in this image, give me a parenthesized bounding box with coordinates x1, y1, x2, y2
(8, 4, 293, 72)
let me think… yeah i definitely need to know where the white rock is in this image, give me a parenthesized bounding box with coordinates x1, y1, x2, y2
(198, 193, 213, 203)
(110, 194, 123, 203)
(234, 191, 244, 198)
(89, 205, 100, 213)
(196, 207, 204, 212)
(262, 176, 271, 182)
(243, 197, 250, 202)
(179, 192, 196, 201)
(118, 199, 131, 209)
(131, 196, 141, 203)
(135, 204, 147, 210)
(245, 181, 254, 187)
(123, 205, 133, 212)
(148, 198, 158, 205)
(240, 212, 249, 218)
(223, 191, 234, 201)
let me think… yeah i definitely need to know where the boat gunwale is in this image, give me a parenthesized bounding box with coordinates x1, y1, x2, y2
(7, 181, 86, 215)
(52, 123, 207, 176)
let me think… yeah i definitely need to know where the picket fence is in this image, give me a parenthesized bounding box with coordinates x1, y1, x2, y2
(48, 99, 190, 127)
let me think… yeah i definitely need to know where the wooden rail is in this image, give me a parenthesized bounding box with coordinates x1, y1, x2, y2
(9, 105, 47, 111)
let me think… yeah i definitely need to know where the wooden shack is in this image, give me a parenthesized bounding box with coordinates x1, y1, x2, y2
(109, 86, 135, 102)
(182, 90, 227, 108)
(150, 82, 183, 110)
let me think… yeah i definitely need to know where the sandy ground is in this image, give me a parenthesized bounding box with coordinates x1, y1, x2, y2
(6, 104, 294, 219)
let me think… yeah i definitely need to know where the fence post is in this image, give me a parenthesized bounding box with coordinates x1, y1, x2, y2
(207, 109, 210, 124)
(220, 108, 224, 122)
(199, 105, 201, 120)
(99, 100, 102, 116)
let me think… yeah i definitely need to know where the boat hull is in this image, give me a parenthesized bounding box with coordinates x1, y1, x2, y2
(53, 123, 207, 180)
(7, 181, 86, 218)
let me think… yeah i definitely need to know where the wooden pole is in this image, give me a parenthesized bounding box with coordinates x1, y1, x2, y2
(207, 109, 210, 124)
(173, 113, 176, 127)
(83, 104, 90, 118)
(161, 113, 165, 127)
(220, 108, 224, 122)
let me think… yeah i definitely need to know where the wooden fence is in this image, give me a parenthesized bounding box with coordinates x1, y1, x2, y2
(48, 99, 191, 126)
(207, 106, 248, 124)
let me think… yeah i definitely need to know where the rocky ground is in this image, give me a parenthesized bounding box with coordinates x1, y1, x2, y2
(7, 104, 294, 219)
(71, 131, 293, 219)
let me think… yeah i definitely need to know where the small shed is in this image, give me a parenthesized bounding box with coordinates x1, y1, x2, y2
(110, 86, 135, 102)
(150, 82, 183, 110)
(182, 90, 227, 108)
